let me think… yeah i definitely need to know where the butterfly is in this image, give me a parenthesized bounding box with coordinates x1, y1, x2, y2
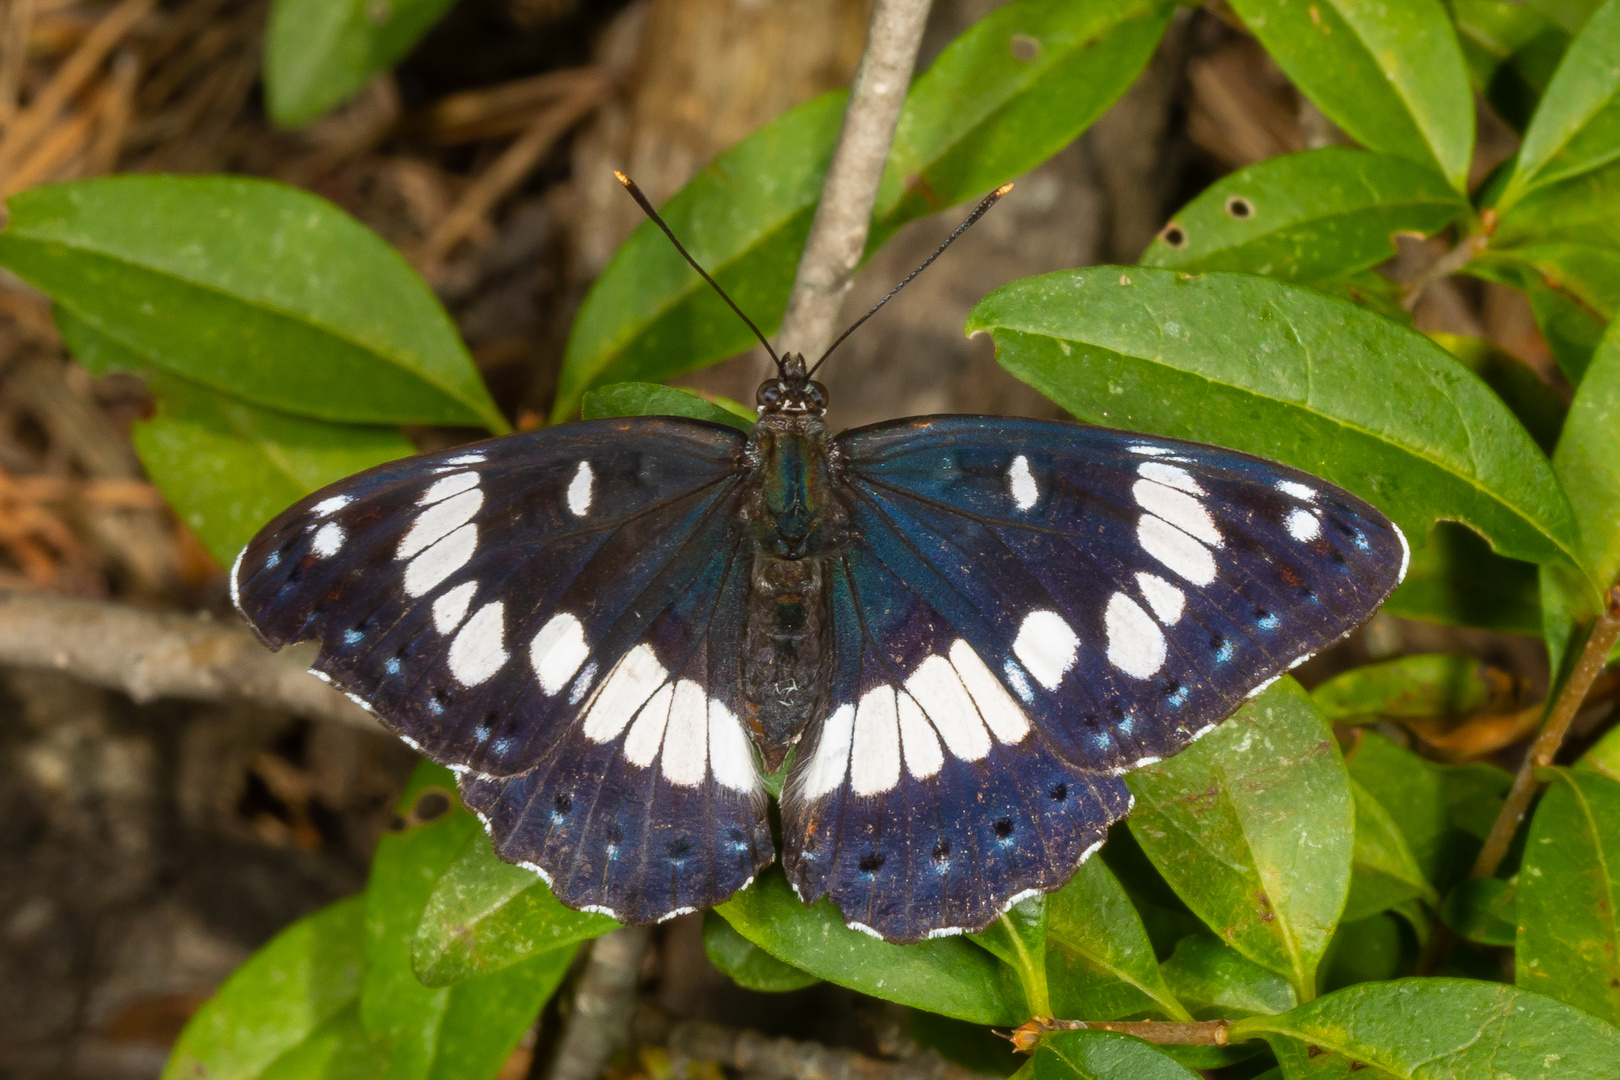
(232, 178, 1408, 943)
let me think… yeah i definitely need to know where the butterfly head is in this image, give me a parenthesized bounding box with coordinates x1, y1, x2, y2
(758, 352, 828, 416)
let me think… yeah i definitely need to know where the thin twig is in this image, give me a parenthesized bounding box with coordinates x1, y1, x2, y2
(1007, 1018, 1231, 1052)
(1401, 234, 1487, 313)
(768, 0, 933, 371)
(547, 926, 652, 1080)
(0, 590, 379, 729)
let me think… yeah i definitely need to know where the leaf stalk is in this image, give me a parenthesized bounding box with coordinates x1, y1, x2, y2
(1007, 1017, 1231, 1052)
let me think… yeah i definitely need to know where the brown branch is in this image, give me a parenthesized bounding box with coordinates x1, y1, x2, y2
(547, 926, 652, 1080)
(666, 1019, 996, 1080)
(0, 589, 378, 730)
(769, 0, 933, 369)
(1008, 1018, 1231, 1052)
(1400, 233, 1487, 313)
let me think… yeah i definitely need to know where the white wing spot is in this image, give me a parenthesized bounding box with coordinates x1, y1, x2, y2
(948, 640, 1030, 743)
(1276, 479, 1317, 502)
(1137, 514, 1216, 585)
(906, 655, 991, 761)
(404, 523, 477, 597)
(850, 686, 901, 796)
(708, 698, 757, 792)
(661, 680, 709, 786)
(311, 522, 345, 558)
(419, 471, 479, 505)
(229, 546, 246, 613)
(1007, 454, 1038, 511)
(312, 495, 350, 517)
(623, 683, 674, 767)
(802, 704, 854, 799)
(1105, 592, 1166, 679)
(1135, 572, 1185, 626)
(448, 601, 508, 686)
(398, 488, 483, 560)
(567, 460, 594, 517)
(1137, 461, 1205, 495)
(897, 692, 944, 779)
(1133, 478, 1221, 546)
(1286, 507, 1322, 542)
(582, 644, 667, 743)
(1013, 610, 1079, 691)
(432, 581, 477, 633)
(1394, 521, 1410, 581)
(531, 613, 589, 695)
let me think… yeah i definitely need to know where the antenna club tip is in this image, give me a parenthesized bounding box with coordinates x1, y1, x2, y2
(994, 182, 1014, 197)
(613, 170, 631, 186)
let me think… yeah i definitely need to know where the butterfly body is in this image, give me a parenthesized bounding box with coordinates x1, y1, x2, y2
(232, 358, 1407, 942)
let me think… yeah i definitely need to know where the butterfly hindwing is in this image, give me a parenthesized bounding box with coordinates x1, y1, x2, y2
(232, 417, 773, 922)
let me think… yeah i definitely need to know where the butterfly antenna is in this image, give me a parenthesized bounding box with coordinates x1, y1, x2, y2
(615, 171, 782, 371)
(807, 182, 1014, 378)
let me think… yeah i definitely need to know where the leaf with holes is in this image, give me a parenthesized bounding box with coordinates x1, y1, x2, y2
(1044, 857, 1189, 1021)
(582, 381, 755, 433)
(702, 911, 820, 993)
(162, 896, 373, 1080)
(1124, 678, 1353, 1000)
(1499, 0, 1620, 207)
(1517, 767, 1620, 1024)
(0, 176, 504, 430)
(1231, 977, 1620, 1078)
(1141, 149, 1466, 285)
(363, 762, 574, 1080)
(1226, 0, 1475, 191)
(969, 267, 1586, 575)
(1454, 0, 1571, 132)
(1343, 779, 1438, 923)
(412, 830, 617, 989)
(1159, 933, 1297, 1020)
(714, 867, 1024, 1025)
(264, 0, 457, 127)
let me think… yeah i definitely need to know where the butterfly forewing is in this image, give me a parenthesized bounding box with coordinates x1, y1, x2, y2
(232, 417, 774, 921)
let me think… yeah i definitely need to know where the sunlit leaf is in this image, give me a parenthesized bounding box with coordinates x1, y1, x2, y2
(1032, 1030, 1201, 1080)
(1159, 934, 1297, 1020)
(1428, 333, 1566, 453)
(972, 895, 1051, 1018)
(1312, 654, 1509, 726)
(582, 381, 755, 432)
(1045, 858, 1189, 1021)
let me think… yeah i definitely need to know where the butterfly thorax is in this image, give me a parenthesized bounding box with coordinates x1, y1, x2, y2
(740, 389, 847, 770)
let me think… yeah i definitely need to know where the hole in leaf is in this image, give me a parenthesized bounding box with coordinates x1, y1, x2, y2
(1009, 33, 1040, 61)
(1225, 195, 1255, 219)
(1159, 222, 1188, 248)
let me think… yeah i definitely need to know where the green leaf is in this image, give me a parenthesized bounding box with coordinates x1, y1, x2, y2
(1463, 254, 1608, 384)
(972, 895, 1052, 1018)
(123, 372, 414, 567)
(1343, 733, 1454, 888)
(1231, 977, 1620, 1078)
(0, 176, 504, 431)
(1343, 779, 1439, 923)
(1312, 654, 1506, 726)
(968, 267, 1585, 572)
(258, 1003, 386, 1080)
(582, 381, 755, 433)
(909, 1013, 1023, 1077)
(1518, 767, 1620, 1023)
(1382, 522, 1544, 634)
(1439, 877, 1518, 946)
(1428, 333, 1566, 453)
(1552, 321, 1620, 601)
(873, 0, 1171, 233)
(1321, 913, 1412, 992)
(1528, 0, 1608, 33)
(1032, 1030, 1201, 1080)
(1454, 0, 1570, 132)
(1226, 0, 1474, 191)
(412, 830, 617, 989)
(701, 910, 820, 993)
(1125, 678, 1353, 1000)
(1499, 0, 1620, 207)
(1045, 857, 1190, 1021)
(714, 867, 1024, 1025)
(363, 763, 571, 1080)
(1439, 761, 1515, 842)
(1587, 722, 1620, 780)
(1141, 149, 1466, 282)
(1159, 933, 1297, 1020)
(163, 896, 372, 1080)
(265, 0, 456, 128)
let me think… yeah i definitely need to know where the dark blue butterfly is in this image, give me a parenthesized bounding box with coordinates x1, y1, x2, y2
(232, 182, 1407, 943)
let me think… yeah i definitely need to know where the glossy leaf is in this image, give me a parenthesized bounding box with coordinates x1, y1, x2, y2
(1343, 733, 1454, 888)
(1439, 877, 1518, 946)
(0, 176, 504, 431)
(124, 372, 415, 567)
(265, 0, 457, 128)
(1226, 0, 1475, 191)
(163, 896, 371, 1080)
(1045, 857, 1189, 1021)
(1231, 977, 1620, 1078)
(1343, 780, 1438, 923)
(1518, 767, 1620, 1023)
(1499, 0, 1620, 207)
(969, 267, 1585, 572)
(1312, 654, 1507, 726)
(1032, 1030, 1201, 1080)
(1141, 149, 1466, 282)
(1454, 0, 1570, 132)
(582, 381, 755, 432)
(715, 867, 1024, 1025)
(1159, 934, 1296, 1020)
(972, 895, 1051, 1018)
(363, 763, 572, 1080)
(412, 830, 617, 989)
(1428, 333, 1566, 453)
(873, 0, 1171, 234)
(1383, 522, 1544, 634)
(1125, 678, 1353, 999)
(702, 911, 820, 993)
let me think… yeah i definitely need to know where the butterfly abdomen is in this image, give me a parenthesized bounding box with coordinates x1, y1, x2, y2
(743, 553, 832, 770)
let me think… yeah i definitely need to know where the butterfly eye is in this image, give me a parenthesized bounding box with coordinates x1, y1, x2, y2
(806, 381, 828, 410)
(757, 381, 784, 408)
